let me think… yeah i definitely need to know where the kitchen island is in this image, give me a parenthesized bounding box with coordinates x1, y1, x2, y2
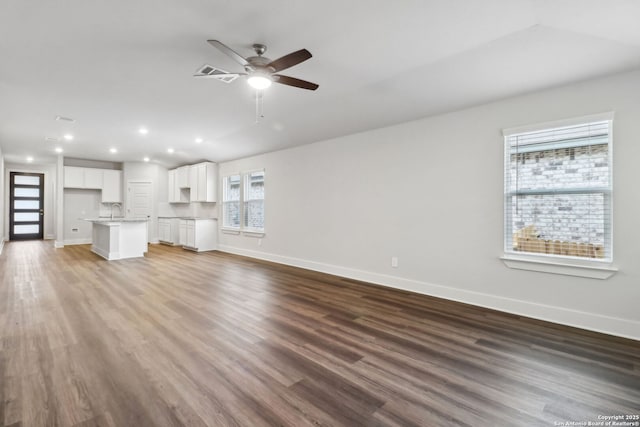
(84, 218, 148, 260)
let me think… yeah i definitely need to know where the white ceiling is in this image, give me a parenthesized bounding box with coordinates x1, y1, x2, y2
(1, 0, 639, 167)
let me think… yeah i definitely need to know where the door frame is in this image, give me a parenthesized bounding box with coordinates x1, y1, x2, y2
(9, 171, 45, 240)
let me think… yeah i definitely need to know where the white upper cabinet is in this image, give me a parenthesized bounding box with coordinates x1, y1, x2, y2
(84, 168, 103, 189)
(63, 166, 122, 203)
(168, 169, 188, 203)
(65, 166, 102, 188)
(169, 162, 217, 203)
(168, 169, 176, 202)
(64, 166, 85, 188)
(176, 166, 190, 188)
(102, 170, 122, 203)
(189, 162, 217, 202)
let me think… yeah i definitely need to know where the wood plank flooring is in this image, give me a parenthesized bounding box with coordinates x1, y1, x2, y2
(1, 241, 639, 427)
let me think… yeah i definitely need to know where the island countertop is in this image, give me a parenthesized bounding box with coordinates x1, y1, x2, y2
(83, 217, 149, 223)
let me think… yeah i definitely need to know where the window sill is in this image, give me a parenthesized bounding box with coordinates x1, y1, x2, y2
(221, 228, 241, 235)
(220, 228, 265, 238)
(500, 254, 617, 279)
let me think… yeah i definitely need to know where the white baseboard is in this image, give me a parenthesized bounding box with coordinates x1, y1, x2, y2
(54, 240, 64, 248)
(218, 245, 640, 341)
(64, 238, 92, 245)
(45, 234, 55, 240)
(0, 239, 4, 255)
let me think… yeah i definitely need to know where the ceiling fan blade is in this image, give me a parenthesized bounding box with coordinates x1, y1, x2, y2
(207, 40, 249, 66)
(193, 73, 245, 79)
(273, 75, 319, 91)
(267, 49, 312, 73)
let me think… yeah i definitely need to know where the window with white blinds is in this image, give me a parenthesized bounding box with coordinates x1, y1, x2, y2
(504, 118, 612, 262)
(222, 174, 241, 229)
(222, 170, 265, 233)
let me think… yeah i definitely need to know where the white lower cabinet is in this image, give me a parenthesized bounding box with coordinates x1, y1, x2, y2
(178, 219, 217, 252)
(178, 220, 187, 246)
(158, 217, 179, 245)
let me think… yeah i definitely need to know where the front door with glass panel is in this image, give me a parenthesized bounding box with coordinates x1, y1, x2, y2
(9, 172, 44, 240)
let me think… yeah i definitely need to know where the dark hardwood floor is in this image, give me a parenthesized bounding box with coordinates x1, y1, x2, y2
(0, 241, 638, 427)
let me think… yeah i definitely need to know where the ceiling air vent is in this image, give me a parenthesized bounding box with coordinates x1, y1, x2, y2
(195, 64, 238, 83)
(45, 136, 60, 142)
(55, 115, 76, 123)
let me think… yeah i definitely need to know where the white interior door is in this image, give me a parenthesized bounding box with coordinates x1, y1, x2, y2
(127, 181, 152, 242)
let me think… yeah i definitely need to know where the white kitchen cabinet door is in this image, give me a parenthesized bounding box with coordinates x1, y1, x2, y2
(159, 218, 180, 245)
(177, 166, 190, 188)
(178, 220, 187, 245)
(84, 168, 103, 189)
(158, 220, 169, 242)
(102, 170, 122, 203)
(186, 221, 196, 248)
(168, 170, 176, 203)
(206, 163, 217, 202)
(168, 169, 189, 203)
(197, 164, 207, 201)
(64, 166, 85, 188)
(189, 165, 199, 201)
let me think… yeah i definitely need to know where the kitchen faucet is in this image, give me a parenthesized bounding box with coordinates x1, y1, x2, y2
(111, 203, 122, 219)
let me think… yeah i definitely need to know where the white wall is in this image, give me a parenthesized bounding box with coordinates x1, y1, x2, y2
(4, 162, 57, 240)
(219, 69, 640, 340)
(0, 147, 4, 252)
(55, 155, 64, 247)
(63, 189, 101, 244)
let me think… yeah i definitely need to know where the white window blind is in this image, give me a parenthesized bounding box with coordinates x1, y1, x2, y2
(243, 170, 265, 232)
(222, 174, 241, 229)
(504, 119, 612, 261)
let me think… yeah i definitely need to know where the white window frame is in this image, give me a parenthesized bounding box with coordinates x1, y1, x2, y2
(221, 169, 265, 236)
(501, 113, 617, 279)
(221, 174, 241, 231)
(242, 170, 265, 234)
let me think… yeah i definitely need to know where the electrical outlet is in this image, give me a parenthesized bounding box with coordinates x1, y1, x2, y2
(391, 256, 398, 268)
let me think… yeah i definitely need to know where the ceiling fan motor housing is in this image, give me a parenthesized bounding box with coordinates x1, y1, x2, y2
(245, 55, 274, 73)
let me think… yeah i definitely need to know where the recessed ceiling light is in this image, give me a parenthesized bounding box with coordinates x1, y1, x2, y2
(63, 134, 74, 141)
(26, 156, 34, 162)
(143, 157, 150, 162)
(167, 148, 174, 154)
(139, 127, 149, 135)
(55, 147, 63, 153)
(109, 148, 118, 154)
(195, 138, 203, 143)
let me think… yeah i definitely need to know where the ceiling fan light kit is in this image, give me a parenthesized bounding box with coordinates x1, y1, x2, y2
(247, 72, 273, 90)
